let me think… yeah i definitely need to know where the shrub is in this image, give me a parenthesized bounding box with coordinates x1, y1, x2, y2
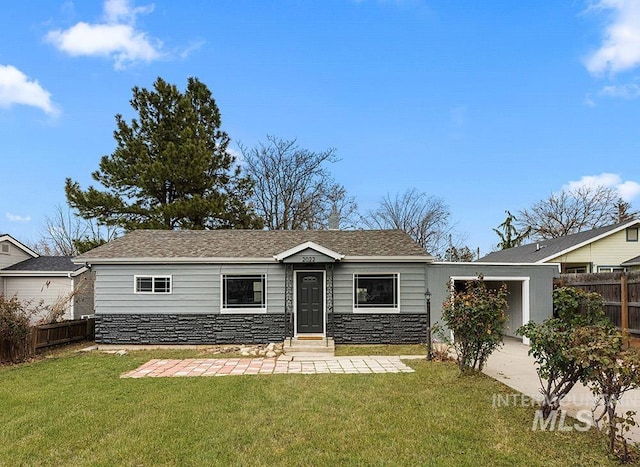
(517, 287, 608, 418)
(569, 325, 640, 462)
(440, 276, 508, 373)
(552, 286, 606, 325)
(0, 294, 35, 363)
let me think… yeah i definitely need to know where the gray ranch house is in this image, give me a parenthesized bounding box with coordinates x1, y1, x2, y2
(74, 229, 557, 346)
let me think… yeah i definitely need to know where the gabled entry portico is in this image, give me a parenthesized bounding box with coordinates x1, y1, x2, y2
(274, 241, 344, 339)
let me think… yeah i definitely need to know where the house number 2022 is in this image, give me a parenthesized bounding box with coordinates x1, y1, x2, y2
(301, 256, 316, 263)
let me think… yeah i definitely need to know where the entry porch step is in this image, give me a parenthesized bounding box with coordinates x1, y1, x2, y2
(283, 337, 335, 357)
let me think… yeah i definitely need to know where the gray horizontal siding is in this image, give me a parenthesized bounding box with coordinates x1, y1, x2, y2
(94, 264, 285, 315)
(332, 263, 427, 314)
(428, 263, 557, 325)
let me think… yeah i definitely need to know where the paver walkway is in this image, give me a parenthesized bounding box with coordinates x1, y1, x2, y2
(122, 356, 416, 378)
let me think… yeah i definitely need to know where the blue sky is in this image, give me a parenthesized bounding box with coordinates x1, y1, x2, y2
(1, 0, 639, 256)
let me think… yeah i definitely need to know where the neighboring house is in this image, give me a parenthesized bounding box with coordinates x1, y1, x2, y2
(479, 220, 640, 274)
(0, 234, 94, 322)
(75, 229, 557, 345)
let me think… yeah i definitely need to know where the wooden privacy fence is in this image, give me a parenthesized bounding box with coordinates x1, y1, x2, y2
(33, 318, 95, 350)
(556, 272, 640, 334)
(1, 318, 95, 364)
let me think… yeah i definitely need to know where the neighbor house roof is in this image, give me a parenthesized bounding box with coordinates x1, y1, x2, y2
(1, 256, 88, 277)
(3, 256, 81, 272)
(0, 234, 39, 258)
(622, 255, 640, 267)
(75, 229, 433, 264)
(478, 220, 640, 264)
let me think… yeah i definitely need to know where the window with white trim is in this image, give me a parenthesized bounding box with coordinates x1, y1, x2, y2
(565, 266, 587, 274)
(222, 274, 266, 309)
(135, 275, 172, 294)
(597, 266, 626, 273)
(354, 274, 398, 309)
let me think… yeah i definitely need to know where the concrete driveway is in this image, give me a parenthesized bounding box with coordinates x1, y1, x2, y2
(483, 337, 640, 443)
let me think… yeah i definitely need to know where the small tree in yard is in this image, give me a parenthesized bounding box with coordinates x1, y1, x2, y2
(569, 325, 640, 462)
(517, 287, 608, 418)
(441, 277, 508, 373)
(0, 295, 35, 363)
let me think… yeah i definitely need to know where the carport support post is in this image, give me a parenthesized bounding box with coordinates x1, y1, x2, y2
(425, 290, 432, 361)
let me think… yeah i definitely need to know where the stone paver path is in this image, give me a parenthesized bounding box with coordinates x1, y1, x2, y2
(121, 356, 416, 378)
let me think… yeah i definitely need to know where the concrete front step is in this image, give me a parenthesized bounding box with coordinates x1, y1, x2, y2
(283, 337, 335, 357)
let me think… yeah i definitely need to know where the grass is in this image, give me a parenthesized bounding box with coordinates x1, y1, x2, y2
(335, 343, 427, 356)
(0, 346, 621, 466)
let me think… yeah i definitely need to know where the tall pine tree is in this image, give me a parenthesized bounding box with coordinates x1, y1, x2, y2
(66, 77, 262, 231)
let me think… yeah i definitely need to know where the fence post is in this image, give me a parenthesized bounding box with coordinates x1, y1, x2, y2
(621, 273, 629, 337)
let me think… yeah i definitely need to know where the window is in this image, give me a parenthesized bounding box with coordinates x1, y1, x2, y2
(134, 275, 172, 294)
(565, 266, 587, 274)
(0, 243, 9, 254)
(222, 275, 266, 310)
(597, 266, 626, 273)
(354, 274, 399, 310)
(627, 228, 638, 242)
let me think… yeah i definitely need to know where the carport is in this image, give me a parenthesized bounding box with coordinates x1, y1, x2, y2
(427, 262, 558, 344)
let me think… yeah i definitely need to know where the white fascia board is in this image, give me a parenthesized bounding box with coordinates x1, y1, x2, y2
(273, 241, 344, 262)
(342, 255, 433, 263)
(0, 235, 39, 258)
(75, 257, 277, 265)
(538, 220, 640, 263)
(436, 261, 561, 273)
(0, 270, 74, 277)
(70, 266, 89, 277)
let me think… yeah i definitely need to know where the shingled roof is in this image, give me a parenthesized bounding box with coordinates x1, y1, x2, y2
(479, 220, 640, 264)
(76, 229, 432, 262)
(3, 256, 83, 272)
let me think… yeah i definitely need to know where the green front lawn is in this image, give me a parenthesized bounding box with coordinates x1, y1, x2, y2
(0, 348, 617, 466)
(335, 343, 426, 356)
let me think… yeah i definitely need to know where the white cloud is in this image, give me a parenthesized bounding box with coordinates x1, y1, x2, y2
(585, 0, 640, 76)
(0, 65, 58, 115)
(45, 0, 162, 69)
(179, 40, 205, 60)
(6, 213, 32, 223)
(564, 173, 640, 201)
(104, 0, 154, 23)
(618, 180, 640, 200)
(599, 82, 640, 98)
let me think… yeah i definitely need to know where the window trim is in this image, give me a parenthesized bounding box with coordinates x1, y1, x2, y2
(627, 227, 639, 242)
(597, 266, 626, 273)
(133, 275, 172, 294)
(352, 272, 400, 313)
(564, 266, 587, 274)
(220, 273, 267, 314)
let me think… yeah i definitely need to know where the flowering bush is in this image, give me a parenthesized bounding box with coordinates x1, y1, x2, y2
(441, 276, 508, 373)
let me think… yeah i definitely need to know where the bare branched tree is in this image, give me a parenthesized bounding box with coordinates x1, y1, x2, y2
(240, 136, 357, 229)
(363, 188, 460, 258)
(31, 205, 119, 255)
(517, 185, 621, 240)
